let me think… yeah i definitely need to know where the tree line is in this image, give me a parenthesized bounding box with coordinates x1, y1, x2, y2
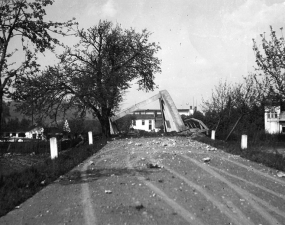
(1, 0, 161, 137)
(2, 1, 284, 138)
(202, 26, 285, 140)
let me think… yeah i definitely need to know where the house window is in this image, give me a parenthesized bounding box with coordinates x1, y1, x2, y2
(18, 133, 25, 138)
(142, 120, 145, 125)
(149, 120, 152, 130)
(133, 120, 136, 126)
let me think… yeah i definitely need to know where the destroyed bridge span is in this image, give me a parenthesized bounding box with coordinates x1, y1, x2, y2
(109, 90, 209, 134)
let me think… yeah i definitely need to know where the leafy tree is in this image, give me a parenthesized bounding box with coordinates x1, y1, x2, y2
(252, 26, 285, 103)
(1, 102, 10, 129)
(19, 117, 31, 130)
(5, 117, 19, 131)
(0, 0, 76, 132)
(116, 114, 135, 133)
(15, 21, 161, 137)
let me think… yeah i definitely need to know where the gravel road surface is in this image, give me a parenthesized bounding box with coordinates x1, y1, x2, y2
(1, 136, 285, 225)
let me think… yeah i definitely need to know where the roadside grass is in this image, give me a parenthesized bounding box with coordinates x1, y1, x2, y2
(0, 140, 106, 217)
(193, 132, 285, 172)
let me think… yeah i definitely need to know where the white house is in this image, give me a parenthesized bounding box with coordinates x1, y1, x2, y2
(264, 106, 285, 133)
(130, 108, 193, 132)
(25, 126, 44, 139)
(1, 126, 44, 141)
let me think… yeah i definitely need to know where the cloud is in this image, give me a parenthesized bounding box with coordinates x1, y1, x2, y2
(185, 0, 285, 82)
(222, 0, 285, 39)
(86, 0, 117, 18)
(102, 0, 117, 18)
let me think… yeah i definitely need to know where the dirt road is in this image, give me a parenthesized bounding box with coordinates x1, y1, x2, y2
(1, 136, 285, 225)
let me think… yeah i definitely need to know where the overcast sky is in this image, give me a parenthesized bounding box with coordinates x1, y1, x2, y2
(40, 0, 285, 111)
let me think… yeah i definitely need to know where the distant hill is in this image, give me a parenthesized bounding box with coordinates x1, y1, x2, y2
(5, 101, 96, 124)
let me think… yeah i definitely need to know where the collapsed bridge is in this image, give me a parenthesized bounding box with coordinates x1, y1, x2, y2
(109, 90, 208, 134)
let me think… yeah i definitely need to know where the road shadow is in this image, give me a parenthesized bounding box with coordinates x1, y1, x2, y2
(57, 166, 161, 185)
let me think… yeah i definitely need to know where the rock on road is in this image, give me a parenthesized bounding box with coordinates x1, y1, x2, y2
(1, 136, 285, 225)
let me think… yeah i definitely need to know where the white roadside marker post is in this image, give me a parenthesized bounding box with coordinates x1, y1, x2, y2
(241, 135, 247, 150)
(50, 137, 58, 159)
(211, 130, 215, 140)
(88, 131, 93, 145)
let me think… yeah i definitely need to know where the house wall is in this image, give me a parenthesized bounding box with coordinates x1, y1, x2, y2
(25, 127, 44, 139)
(264, 107, 282, 134)
(132, 119, 157, 132)
(178, 111, 189, 116)
(131, 108, 190, 132)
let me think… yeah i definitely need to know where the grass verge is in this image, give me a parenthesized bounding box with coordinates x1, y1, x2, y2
(194, 135, 285, 172)
(0, 140, 106, 217)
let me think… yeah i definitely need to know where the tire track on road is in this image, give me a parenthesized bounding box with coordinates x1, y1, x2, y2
(182, 155, 283, 225)
(210, 165, 285, 201)
(147, 156, 253, 225)
(81, 161, 98, 225)
(79, 143, 130, 225)
(125, 153, 205, 225)
(217, 156, 285, 186)
(162, 164, 254, 225)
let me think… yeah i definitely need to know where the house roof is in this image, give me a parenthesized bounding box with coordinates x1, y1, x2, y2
(133, 114, 155, 120)
(133, 109, 161, 113)
(133, 109, 189, 114)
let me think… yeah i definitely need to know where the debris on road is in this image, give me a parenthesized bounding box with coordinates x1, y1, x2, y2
(161, 142, 168, 147)
(277, 171, 285, 178)
(146, 163, 162, 169)
(134, 201, 144, 210)
(206, 145, 217, 151)
(202, 157, 211, 163)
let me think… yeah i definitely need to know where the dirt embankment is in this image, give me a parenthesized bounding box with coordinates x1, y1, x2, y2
(1, 136, 285, 225)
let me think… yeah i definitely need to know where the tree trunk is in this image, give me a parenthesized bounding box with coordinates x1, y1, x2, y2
(99, 114, 111, 138)
(225, 114, 243, 142)
(0, 91, 3, 134)
(215, 117, 221, 131)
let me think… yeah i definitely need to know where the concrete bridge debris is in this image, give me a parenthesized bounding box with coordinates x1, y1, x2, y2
(109, 90, 208, 135)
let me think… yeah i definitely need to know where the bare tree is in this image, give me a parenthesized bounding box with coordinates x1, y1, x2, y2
(225, 74, 263, 141)
(202, 80, 232, 131)
(253, 26, 285, 103)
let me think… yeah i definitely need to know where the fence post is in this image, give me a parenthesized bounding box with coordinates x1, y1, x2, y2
(211, 130, 215, 140)
(88, 131, 93, 145)
(50, 137, 58, 159)
(241, 135, 247, 150)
